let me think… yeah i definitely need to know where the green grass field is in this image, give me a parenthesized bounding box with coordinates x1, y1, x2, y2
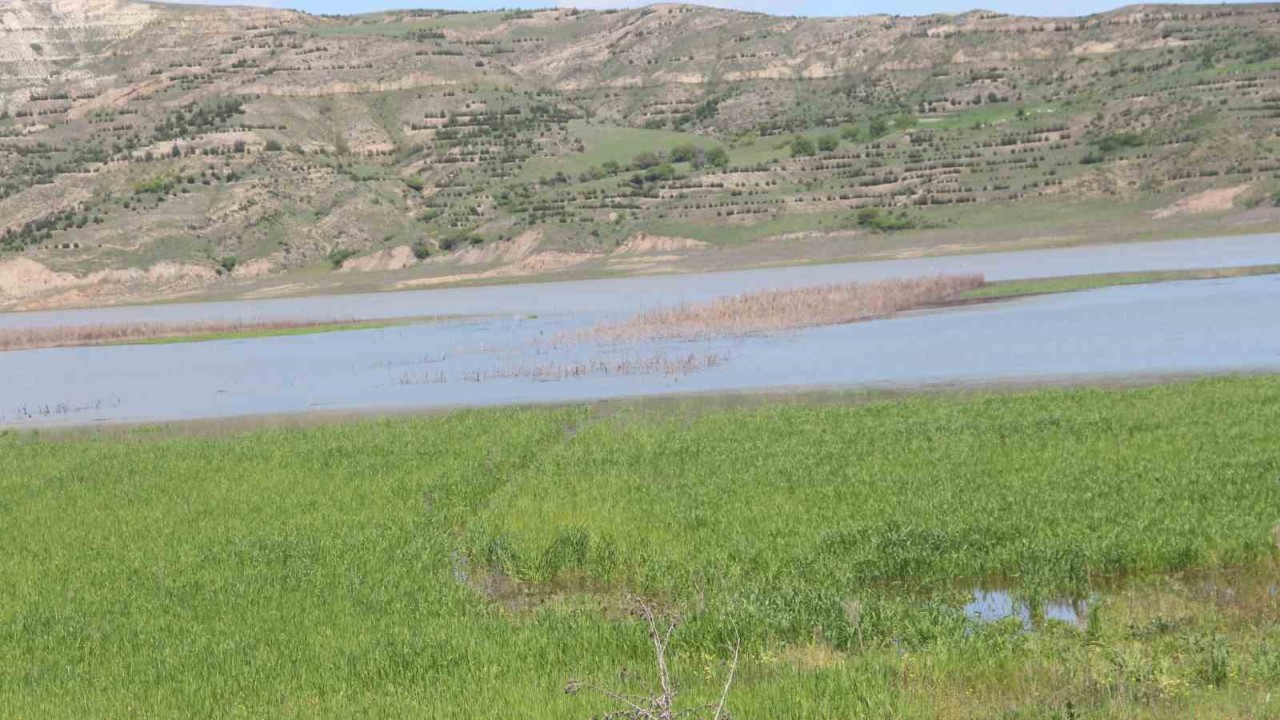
(516, 120, 724, 183)
(2, 378, 1278, 718)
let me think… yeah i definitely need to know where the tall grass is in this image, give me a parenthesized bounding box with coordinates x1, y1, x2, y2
(1, 378, 1278, 718)
(585, 274, 984, 341)
(462, 378, 1280, 656)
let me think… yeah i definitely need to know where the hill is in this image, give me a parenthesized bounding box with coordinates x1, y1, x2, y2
(2, 1, 1280, 307)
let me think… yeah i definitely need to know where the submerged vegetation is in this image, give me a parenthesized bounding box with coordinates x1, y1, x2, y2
(1, 377, 1278, 717)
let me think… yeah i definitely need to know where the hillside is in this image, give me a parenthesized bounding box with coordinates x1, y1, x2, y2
(2, 0, 1280, 308)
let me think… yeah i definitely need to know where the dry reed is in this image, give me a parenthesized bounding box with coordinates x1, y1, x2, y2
(0, 318, 367, 352)
(582, 273, 985, 342)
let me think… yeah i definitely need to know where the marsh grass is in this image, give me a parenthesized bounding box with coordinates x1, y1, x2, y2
(0, 316, 441, 351)
(583, 274, 984, 341)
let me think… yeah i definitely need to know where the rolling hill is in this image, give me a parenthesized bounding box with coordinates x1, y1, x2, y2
(2, 0, 1280, 307)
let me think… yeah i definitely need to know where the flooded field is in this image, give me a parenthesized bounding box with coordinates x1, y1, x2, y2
(3, 268, 1279, 427)
(2, 234, 1278, 428)
(2, 233, 1278, 331)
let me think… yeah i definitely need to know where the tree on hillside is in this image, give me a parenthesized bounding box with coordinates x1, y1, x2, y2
(669, 143, 700, 164)
(790, 136, 817, 157)
(631, 151, 663, 170)
(705, 146, 730, 168)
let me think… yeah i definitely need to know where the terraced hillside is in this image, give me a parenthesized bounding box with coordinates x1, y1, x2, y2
(2, 0, 1280, 307)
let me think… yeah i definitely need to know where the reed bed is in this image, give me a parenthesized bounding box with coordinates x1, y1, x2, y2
(0, 317, 372, 351)
(583, 273, 985, 342)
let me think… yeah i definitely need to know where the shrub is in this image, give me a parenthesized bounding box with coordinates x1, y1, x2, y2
(1095, 132, 1145, 153)
(855, 207, 918, 232)
(263, 139, 283, 152)
(327, 248, 358, 269)
(133, 176, 173, 194)
(669, 143, 700, 164)
(217, 256, 238, 273)
(412, 242, 431, 260)
(438, 232, 481, 252)
(818, 135, 840, 152)
(790, 137, 817, 157)
(705, 147, 730, 168)
(631, 151, 662, 170)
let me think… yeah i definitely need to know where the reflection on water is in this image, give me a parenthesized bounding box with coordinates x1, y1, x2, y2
(964, 588, 1090, 630)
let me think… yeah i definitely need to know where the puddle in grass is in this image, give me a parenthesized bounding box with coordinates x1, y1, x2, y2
(964, 588, 1091, 630)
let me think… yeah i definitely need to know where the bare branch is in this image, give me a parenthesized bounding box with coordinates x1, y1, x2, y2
(711, 638, 740, 720)
(569, 679, 657, 719)
(570, 602, 737, 720)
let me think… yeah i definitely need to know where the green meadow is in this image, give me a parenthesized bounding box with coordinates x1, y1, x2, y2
(2, 377, 1278, 718)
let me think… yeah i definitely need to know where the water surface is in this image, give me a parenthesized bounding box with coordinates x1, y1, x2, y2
(2, 233, 1277, 331)
(4, 273, 1279, 428)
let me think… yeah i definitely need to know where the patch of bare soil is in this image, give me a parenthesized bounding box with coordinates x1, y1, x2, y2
(446, 229, 544, 267)
(239, 282, 317, 299)
(339, 245, 417, 273)
(760, 229, 861, 243)
(397, 248, 597, 289)
(612, 233, 708, 254)
(230, 258, 276, 279)
(0, 257, 218, 310)
(1152, 185, 1251, 219)
(0, 258, 77, 301)
(607, 254, 685, 273)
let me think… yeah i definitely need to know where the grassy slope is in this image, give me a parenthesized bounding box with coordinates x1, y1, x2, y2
(1, 379, 1279, 718)
(515, 120, 723, 182)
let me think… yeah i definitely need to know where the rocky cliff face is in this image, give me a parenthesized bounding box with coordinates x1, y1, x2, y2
(1, 0, 158, 81)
